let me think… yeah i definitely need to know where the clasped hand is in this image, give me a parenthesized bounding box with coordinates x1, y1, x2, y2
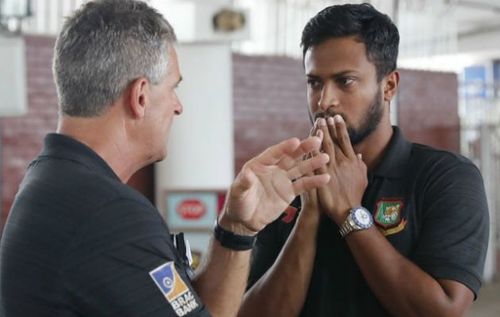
(313, 115, 368, 225)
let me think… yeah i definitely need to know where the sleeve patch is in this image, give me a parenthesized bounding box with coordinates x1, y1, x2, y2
(149, 262, 199, 316)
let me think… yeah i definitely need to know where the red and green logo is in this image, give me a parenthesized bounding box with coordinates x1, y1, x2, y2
(374, 199, 404, 229)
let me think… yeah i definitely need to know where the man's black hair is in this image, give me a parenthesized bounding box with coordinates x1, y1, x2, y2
(301, 3, 399, 81)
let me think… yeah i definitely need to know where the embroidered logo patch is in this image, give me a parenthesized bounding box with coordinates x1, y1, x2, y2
(374, 198, 407, 236)
(150, 262, 199, 316)
(281, 205, 298, 223)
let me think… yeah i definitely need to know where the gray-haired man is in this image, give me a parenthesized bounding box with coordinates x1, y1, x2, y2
(0, 1, 330, 316)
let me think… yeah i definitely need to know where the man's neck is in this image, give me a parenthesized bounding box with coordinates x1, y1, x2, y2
(57, 115, 141, 183)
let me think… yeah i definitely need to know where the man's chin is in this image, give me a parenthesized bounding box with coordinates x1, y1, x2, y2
(155, 152, 167, 163)
(146, 151, 167, 165)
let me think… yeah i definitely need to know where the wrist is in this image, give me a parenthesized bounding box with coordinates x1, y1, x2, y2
(218, 213, 257, 236)
(214, 215, 257, 251)
(298, 204, 321, 223)
(331, 209, 350, 226)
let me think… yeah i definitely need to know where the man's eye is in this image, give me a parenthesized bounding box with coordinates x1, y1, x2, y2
(338, 77, 355, 87)
(307, 79, 322, 89)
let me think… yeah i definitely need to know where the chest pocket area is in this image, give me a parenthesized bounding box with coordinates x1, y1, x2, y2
(365, 177, 415, 256)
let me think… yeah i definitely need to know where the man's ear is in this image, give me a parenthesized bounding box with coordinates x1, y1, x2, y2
(128, 77, 149, 118)
(382, 71, 399, 102)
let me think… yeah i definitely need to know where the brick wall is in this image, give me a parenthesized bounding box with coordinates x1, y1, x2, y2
(233, 55, 460, 174)
(397, 69, 459, 152)
(1, 36, 58, 228)
(233, 54, 311, 173)
(0, 38, 459, 231)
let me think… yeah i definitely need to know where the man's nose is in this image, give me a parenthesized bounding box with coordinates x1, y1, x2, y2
(174, 94, 183, 115)
(317, 83, 339, 111)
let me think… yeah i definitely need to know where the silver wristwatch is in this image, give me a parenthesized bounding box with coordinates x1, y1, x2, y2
(339, 206, 373, 238)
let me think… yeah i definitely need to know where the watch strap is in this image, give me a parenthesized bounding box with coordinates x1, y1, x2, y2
(214, 221, 257, 251)
(339, 213, 354, 238)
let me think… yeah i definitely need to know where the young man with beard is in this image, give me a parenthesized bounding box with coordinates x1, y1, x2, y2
(238, 3, 489, 317)
(0, 1, 332, 316)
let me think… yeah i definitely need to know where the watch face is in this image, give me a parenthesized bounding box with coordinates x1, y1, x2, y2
(353, 208, 373, 228)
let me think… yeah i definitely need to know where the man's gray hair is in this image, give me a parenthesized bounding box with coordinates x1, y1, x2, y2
(53, 0, 177, 117)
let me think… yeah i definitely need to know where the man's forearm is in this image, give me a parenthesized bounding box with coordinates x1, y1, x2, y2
(192, 238, 252, 317)
(346, 227, 473, 317)
(238, 208, 320, 317)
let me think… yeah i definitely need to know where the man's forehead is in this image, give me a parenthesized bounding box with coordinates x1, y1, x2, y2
(166, 45, 181, 79)
(304, 37, 374, 75)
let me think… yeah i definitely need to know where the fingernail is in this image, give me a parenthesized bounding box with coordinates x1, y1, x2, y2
(327, 117, 334, 126)
(323, 153, 330, 162)
(334, 115, 343, 123)
(318, 118, 326, 126)
(316, 129, 323, 139)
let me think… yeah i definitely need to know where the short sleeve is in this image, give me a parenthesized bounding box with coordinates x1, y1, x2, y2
(61, 199, 211, 317)
(412, 160, 489, 297)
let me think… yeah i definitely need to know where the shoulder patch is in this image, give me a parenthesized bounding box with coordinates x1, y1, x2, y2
(374, 198, 407, 236)
(150, 262, 199, 316)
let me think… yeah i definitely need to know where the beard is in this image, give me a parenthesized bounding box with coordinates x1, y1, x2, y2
(312, 88, 384, 145)
(347, 89, 384, 145)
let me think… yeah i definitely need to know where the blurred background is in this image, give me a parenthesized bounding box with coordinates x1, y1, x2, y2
(0, 0, 499, 315)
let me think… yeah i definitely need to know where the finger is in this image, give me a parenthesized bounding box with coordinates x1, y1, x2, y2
(334, 115, 356, 159)
(257, 137, 301, 165)
(284, 128, 319, 169)
(292, 173, 331, 195)
(287, 152, 329, 180)
(300, 165, 318, 203)
(309, 119, 319, 137)
(298, 122, 320, 164)
(318, 118, 336, 161)
(233, 165, 257, 193)
(291, 135, 322, 159)
(327, 116, 347, 161)
(312, 129, 328, 175)
(278, 135, 322, 170)
(326, 116, 338, 144)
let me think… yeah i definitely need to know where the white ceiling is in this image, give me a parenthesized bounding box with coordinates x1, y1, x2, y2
(3, 0, 500, 71)
(454, 0, 500, 36)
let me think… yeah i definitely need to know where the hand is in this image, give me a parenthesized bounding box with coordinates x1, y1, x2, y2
(220, 136, 330, 235)
(299, 127, 323, 220)
(315, 115, 368, 225)
(299, 160, 321, 222)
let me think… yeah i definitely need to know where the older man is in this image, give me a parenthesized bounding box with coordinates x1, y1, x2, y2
(0, 1, 330, 316)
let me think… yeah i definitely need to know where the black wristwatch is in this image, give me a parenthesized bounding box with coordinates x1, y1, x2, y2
(214, 221, 257, 251)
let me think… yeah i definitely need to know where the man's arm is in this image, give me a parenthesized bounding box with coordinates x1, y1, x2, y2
(237, 192, 321, 317)
(192, 136, 330, 317)
(317, 115, 487, 317)
(237, 126, 325, 317)
(345, 228, 474, 317)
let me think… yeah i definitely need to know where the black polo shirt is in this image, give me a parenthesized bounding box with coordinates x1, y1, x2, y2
(0, 134, 211, 317)
(248, 127, 489, 317)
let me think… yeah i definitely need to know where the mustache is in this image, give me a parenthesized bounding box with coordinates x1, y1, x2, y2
(312, 110, 344, 122)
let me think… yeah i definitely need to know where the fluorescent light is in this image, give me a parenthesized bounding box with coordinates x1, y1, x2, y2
(0, 0, 30, 18)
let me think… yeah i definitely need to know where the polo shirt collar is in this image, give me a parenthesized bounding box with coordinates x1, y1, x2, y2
(41, 133, 121, 182)
(371, 126, 412, 179)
